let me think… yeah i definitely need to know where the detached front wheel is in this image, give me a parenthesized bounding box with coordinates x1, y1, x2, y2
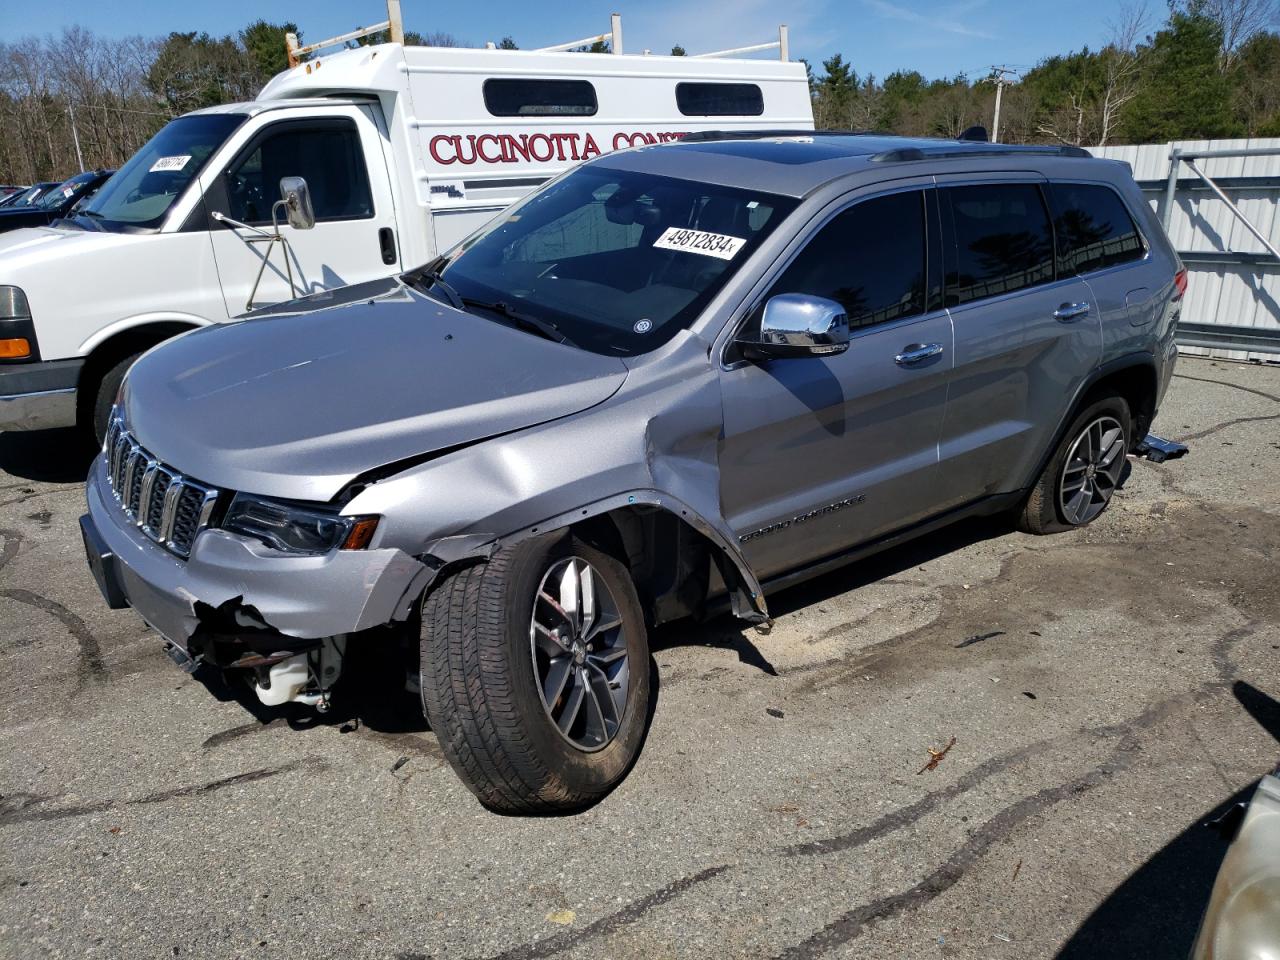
(419, 532, 650, 813)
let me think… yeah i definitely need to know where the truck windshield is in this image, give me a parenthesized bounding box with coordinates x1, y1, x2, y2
(79, 114, 246, 230)
(434, 166, 797, 356)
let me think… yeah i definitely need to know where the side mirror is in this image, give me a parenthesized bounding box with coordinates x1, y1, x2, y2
(737, 293, 850, 360)
(279, 176, 315, 230)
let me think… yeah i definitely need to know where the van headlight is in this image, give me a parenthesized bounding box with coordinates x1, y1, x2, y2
(222, 494, 379, 555)
(0, 286, 30, 320)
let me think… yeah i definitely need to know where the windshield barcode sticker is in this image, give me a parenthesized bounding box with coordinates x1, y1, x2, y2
(149, 155, 191, 173)
(653, 227, 746, 260)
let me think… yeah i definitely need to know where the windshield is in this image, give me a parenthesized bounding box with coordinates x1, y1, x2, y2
(39, 173, 94, 210)
(10, 185, 52, 208)
(435, 166, 797, 356)
(81, 113, 246, 229)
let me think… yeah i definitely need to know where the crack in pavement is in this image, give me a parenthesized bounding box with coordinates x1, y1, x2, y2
(1171, 372, 1280, 405)
(1178, 412, 1280, 443)
(0, 757, 328, 826)
(770, 689, 1211, 960)
(479, 865, 731, 960)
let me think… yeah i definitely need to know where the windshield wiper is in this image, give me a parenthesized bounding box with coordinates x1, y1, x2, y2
(460, 297, 574, 347)
(403, 258, 464, 310)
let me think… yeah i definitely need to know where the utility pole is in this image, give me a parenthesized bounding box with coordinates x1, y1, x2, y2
(987, 66, 1017, 143)
(67, 101, 85, 171)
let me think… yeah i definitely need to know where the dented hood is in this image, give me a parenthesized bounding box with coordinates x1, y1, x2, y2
(124, 283, 628, 502)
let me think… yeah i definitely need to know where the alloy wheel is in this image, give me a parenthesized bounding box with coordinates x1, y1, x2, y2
(529, 557, 629, 752)
(1059, 415, 1126, 526)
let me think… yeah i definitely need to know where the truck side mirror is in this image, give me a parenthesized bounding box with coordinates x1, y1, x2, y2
(279, 177, 315, 231)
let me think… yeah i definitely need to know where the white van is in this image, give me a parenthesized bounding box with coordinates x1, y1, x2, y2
(0, 31, 811, 440)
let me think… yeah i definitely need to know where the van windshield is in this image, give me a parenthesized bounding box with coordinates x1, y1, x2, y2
(433, 166, 797, 356)
(79, 113, 246, 230)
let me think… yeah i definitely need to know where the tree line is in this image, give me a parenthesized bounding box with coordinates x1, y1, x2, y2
(804, 0, 1280, 145)
(1, 0, 1277, 184)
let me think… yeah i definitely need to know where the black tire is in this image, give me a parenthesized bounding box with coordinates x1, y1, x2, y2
(1019, 394, 1131, 535)
(419, 531, 650, 813)
(89, 351, 142, 446)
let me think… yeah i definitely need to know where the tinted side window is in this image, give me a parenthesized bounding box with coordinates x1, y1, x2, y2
(943, 183, 1055, 306)
(763, 190, 927, 330)
(1050, 182, 1145, 275)
(676, 82, 764, 117)
(226, 122, 373, 224)
(483, 79, 598, 116)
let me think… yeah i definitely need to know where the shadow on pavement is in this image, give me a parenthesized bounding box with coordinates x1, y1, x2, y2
(0, 427, 97, 484)
(652, 512, 1016, 672)
(1056, 681, 1280, 959)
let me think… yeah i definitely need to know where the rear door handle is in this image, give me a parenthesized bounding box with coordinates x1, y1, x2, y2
(1054, 302, 1091, 321)
(894, 342, 944, 365)
(378, 227, 397, 266)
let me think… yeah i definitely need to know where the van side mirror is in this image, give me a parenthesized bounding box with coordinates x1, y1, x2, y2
(736, 293, 850, 360)
(279, 176, 315, 230)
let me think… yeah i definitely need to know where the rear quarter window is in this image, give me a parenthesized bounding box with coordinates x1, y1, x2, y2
(1049, 182, 1146, 275)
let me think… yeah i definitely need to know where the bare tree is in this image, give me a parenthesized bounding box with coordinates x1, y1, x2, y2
(1098, 1, 1149, 145)
(1201, 0, 1280, 69)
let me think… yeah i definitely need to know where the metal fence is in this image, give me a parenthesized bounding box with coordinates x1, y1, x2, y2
(1089, 138, 1280, 362)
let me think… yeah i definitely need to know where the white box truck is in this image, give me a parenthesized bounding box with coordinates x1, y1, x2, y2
(0, 18, 812, 440)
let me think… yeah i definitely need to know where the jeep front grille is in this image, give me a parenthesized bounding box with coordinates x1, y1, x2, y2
(105, 419, 219, 559)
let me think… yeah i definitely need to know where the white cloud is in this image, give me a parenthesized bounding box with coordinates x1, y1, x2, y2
(860, 0, 995, 40)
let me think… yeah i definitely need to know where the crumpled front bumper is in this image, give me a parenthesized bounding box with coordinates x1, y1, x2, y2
(84, 455, 430, 651)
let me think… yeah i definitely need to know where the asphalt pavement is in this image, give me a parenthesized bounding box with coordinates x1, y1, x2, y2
(1, 354, 1278, 960)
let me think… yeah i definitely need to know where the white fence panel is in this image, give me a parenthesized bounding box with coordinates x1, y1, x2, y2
(1089, 138, 1280, 362)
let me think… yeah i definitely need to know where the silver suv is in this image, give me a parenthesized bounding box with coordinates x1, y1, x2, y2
(81, 133, 1183, 813)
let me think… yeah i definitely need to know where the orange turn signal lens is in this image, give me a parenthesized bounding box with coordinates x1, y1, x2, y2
(0, 337, 30, 359)
(341, 516, 379, 550)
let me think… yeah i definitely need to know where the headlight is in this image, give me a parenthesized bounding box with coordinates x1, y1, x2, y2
(0, 286, 32, 360)
(0, 286, 29, 320)
(223, 494, 379, 555)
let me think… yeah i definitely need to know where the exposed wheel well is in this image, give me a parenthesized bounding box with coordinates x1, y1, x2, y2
(1082, 362, 1158, 445)
(75, 323, 199, 427)
(570, 507, 723, 628)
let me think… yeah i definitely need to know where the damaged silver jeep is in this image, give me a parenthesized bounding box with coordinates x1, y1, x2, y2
(81, 132, 1183, 812)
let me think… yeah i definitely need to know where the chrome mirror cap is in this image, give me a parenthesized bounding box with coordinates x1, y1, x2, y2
(738, 293, 850, 360)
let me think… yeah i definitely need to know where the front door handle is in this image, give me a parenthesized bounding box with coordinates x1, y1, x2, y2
(895, 342, 944, 365)
(378, 227, 397, 266)
(1054, 302, 1091, 321)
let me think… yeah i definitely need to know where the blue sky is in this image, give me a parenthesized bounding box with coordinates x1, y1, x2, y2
(18, 0, 1148, 82)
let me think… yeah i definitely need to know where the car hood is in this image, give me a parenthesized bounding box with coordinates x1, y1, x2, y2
(123, 282, 629, 502)
(0, 209, 54, 232)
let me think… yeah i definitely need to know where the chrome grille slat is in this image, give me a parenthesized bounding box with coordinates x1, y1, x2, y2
(102, 417, 219, 559)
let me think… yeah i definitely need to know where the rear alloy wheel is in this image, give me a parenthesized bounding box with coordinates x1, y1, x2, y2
(1019, 394, 1130, 535)
(1058, 415, 1126, 525)
(419, 532, 650, 813)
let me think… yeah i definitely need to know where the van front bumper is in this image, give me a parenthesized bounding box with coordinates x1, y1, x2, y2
(83, 456, 431, 655)
(0, 359, 82, 431)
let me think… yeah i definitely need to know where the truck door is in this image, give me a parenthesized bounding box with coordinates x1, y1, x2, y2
(205, 106, 400, 316)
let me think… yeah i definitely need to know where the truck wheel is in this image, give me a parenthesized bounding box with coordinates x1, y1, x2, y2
(419, 531, 650, 813)
(90, 352, 142, 446)
(1019, 394, 1130, 535)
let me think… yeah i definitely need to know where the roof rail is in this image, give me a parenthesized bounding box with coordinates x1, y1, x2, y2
(679, 129, 883, 143)
(870, 144, 1092, 162)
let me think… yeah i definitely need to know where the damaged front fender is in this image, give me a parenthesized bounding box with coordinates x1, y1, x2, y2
(416, 490, 769, 622)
